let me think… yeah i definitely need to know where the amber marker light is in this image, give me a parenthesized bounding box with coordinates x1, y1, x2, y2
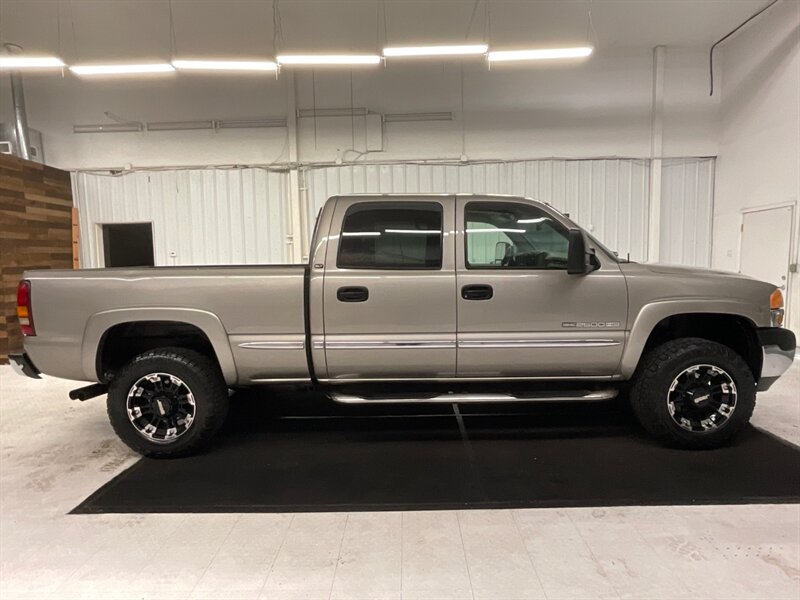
(770, 288, 784, 327)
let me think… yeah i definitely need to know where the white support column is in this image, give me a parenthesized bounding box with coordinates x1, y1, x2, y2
(647, 45, 665, 263)
(285, 71, 306, 263)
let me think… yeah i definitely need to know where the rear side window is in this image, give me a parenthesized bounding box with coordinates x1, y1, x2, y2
(337, 202, 443, 269)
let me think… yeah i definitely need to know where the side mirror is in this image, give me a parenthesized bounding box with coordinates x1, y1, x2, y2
(567, 229, 589, 274)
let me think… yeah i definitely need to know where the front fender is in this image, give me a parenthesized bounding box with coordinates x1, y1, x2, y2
(82, 307, 238, 385)
(620, 299, 762, 379)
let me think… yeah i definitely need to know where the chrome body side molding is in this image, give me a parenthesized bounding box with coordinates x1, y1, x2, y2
(456, 339, 620, 349)
(238, 341, 305, 350)
(312, 336, 619, 350)
(324, 339, 456, 350)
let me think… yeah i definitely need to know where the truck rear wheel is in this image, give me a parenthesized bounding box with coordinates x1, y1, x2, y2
(630, 337, 756, 449)
(107, 347, 229, 458)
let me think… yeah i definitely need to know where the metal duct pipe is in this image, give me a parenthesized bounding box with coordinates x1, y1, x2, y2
(4, 43, 32, 160)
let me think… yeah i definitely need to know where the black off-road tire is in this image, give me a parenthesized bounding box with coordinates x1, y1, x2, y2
(630, 337, 756, 449)
(107, 347, 229, 458)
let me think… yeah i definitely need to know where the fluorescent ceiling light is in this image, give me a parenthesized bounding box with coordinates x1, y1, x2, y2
(384, 112, 452, 123)
(217, 118, 287, 129)
(517, 217, 549, 224)
(70, 63, 175, 76)
(298, 107, 369, 118)
(0, 56, 65, 69)
(385, 229, 442, 234)
(277, 54, 381, 66)
(487, 47, 593, 62)
(73, 123, 143, 133)
(383, 44, 488, 58)
(172, 59, 277, 72)
(147, 120, 214, 131)
(342, 231, 381, 236)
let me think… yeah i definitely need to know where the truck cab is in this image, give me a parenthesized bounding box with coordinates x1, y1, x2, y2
(308, 194, 626, 381)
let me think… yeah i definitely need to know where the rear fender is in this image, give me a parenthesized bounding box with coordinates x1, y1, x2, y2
(83, 307, 238, 385)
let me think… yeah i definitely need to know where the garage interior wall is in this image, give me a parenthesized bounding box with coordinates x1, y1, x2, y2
(713, 0, 800, 334)
(73, 168, 289, 267)
(0, 47, 718, 170)
(659, 158, 715, 267)
(73, 157, 714, 267)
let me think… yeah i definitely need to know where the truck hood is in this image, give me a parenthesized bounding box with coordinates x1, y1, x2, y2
(628, 263, 757, 282)
(618, 261, 777, 328)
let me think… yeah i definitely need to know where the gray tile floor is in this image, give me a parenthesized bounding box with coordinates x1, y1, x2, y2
(1, 361, 798, 600)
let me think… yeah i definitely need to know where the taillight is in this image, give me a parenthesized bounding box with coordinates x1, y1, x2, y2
(770, 288, 784, 327)
(16, 280, 35, 336)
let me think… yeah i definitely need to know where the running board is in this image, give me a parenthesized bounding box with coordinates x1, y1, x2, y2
(329, 389, 618, 405)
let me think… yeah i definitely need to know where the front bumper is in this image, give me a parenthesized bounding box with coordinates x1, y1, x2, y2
(9, 353, 41, 379)
(757, 327, 796, 391)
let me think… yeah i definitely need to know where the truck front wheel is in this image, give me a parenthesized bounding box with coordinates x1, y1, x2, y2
(107, 347, 229, 458)
(630, 337, 756, 449)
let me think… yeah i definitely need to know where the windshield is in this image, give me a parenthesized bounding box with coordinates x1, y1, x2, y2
(553, 211, 623, 263)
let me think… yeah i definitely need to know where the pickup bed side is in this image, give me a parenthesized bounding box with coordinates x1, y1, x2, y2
(23, 265, 309, 385)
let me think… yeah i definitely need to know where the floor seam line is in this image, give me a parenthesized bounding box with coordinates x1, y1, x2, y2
(400, 511, 404, 600)
(510, 508, 550, 600)
(452, 402, 490, 502)
(565, 510, 624, 600)
(328, 513, 350, 600)
(257, 513, 294, 598)
(455, 511, 477, 600)
(186, 514, 242, 598)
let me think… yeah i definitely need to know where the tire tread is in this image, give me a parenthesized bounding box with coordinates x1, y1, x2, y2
(107, 347, 228, 458)
(630, 337, 755, 449)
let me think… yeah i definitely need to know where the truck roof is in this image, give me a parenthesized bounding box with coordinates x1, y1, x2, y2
(332, 193, 551, 207)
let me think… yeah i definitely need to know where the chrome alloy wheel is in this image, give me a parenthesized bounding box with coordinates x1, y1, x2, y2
(126, 373, 196, 444)
(667, 364, 737, 432)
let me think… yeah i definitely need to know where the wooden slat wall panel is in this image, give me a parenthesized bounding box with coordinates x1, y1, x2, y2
(0, 154, 73, 363)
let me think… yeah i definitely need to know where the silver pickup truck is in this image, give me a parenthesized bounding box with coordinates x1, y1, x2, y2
(11, 194, 796, 457)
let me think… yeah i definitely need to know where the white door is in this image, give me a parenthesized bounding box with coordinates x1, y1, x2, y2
(739, 205, 793, 291)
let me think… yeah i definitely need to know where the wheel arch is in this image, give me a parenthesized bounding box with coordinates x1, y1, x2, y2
(621, 301, 763, 380)
(83, 308, 238, 385)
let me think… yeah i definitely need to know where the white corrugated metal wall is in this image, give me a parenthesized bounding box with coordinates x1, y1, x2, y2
(72, 158, 714, 267)
(73, 168, 289, 267)
(659, 158, 715, 267)
(304, 159, 652, 261)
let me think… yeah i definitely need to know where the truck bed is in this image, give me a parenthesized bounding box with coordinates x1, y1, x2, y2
(23, 265, 310, 384)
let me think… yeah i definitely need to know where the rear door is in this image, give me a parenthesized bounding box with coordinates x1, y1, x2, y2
(321, 196, 457, 380)
(455, 197, 627, 378)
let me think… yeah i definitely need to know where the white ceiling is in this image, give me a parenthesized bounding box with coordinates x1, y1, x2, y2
(0, 0, 772, 62)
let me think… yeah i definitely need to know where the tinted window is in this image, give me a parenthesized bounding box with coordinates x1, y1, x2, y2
(338, 202, 443, 269)
(465, 202, 569, 269)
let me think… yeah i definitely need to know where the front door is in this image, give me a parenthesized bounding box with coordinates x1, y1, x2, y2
(455, 197, 628, 378)
(321, 196, 457, 380)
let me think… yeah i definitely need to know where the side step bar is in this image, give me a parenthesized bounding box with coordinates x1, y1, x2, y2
(329, 389, 618, 405)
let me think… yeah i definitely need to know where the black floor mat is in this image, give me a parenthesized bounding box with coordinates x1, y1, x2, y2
(72, 392, 800, 513)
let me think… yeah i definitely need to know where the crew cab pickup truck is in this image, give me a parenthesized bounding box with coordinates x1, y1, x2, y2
(11, 194, 796, 457)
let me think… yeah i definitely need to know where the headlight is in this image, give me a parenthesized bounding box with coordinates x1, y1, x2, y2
(770, 289, 784, 327)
